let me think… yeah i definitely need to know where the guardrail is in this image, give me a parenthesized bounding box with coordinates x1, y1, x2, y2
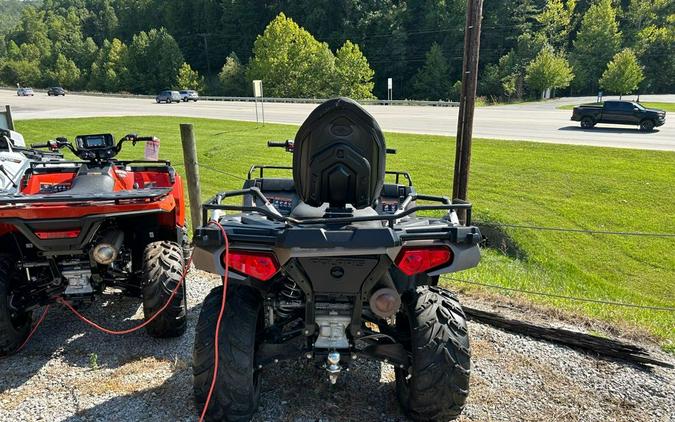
(2, 87, 458, 107)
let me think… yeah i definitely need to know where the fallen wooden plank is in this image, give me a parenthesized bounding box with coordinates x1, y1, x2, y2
(462, 306, 673, 369)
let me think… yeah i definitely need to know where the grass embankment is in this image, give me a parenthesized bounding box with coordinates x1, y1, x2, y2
(16, 116, 675, 350)
(557, 101, 675, 112)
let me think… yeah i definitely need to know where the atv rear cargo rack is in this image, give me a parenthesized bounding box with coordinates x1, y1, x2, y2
(247, 165, 413, 186)
(0, 187, 173, 206)
(201, 186, 472, 228)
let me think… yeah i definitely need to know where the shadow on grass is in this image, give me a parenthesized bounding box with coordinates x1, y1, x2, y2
(477, 222, 528, 260)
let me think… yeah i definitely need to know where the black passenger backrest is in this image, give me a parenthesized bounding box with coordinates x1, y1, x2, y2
(293, 98, 386, 209)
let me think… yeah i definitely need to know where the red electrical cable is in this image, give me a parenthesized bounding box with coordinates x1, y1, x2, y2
(14, 304, 50, 353)
(199, 220, 229, 422)
(56, 254, 193, 335)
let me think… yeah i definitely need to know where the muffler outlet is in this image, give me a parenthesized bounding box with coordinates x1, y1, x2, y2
(369, 288, 401, 319)
(92, 230, 123, 265)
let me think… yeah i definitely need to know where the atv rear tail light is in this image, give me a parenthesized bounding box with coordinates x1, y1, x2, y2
(224, 250, 279, 281)
(35, 229, 81, 240)
(395, 246, 453, 276)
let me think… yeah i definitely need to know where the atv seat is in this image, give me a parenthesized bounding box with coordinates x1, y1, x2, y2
(68, 166, 115, 194)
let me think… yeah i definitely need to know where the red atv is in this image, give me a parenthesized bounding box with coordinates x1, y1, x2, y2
(0, 133, 188, 355)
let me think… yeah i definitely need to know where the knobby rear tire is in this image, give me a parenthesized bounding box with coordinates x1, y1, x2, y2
(0, 254, 32, 356)
(193, 284, 262, 422)
(141, 241, 187, 338)
(395, 285, 471, 421)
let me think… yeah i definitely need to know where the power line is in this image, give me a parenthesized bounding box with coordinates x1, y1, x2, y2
(445, 277, 675, 311)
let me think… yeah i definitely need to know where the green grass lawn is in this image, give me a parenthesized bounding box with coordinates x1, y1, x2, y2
(557, 101, 675, 111)
(15, 116, 675, 350)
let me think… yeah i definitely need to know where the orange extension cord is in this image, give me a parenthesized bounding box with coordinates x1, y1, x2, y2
(10, 222, 229, 422)
(199, 220, 229, 422)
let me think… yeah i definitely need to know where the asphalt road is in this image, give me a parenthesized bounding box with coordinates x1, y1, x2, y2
(3, 90, 674, 151)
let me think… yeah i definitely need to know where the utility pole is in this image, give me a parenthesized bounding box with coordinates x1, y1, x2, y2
(452, 0, 483, 221)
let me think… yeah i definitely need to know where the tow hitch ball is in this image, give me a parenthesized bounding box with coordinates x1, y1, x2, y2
(326, 351, 341, 384)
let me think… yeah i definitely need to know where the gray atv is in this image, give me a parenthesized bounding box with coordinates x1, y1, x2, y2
(191, 98, 481, 421)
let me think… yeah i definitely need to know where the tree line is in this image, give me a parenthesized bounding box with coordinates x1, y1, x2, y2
(0, 0, 672, 100)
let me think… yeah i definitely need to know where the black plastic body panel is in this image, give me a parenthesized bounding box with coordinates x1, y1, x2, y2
(297, 256, 380, 294)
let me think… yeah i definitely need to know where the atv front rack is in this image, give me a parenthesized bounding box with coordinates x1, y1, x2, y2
(202, 186, 472, 228)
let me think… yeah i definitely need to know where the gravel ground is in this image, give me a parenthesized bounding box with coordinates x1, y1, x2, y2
(1, 269, 673, 422)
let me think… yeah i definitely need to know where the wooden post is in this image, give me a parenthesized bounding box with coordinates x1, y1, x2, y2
(4, 105, 14, 130)
(180, 123, 202, 229)
(453, 0, 483, 222)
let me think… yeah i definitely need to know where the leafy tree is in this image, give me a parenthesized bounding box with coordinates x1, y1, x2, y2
(247, 13, 335, 98)
(632, 25, 674, 93)
(571, 0, 622, 93)
(176, 62, 205, 91)
(218, 52, 248, 96)
(333, 41, 375, 99)
(536, 0, 576, 50)
(89, 38, 128, 92)
(599, 49, 644, 98)
(124, 28, 184, 93)
(490, 32, 548, 99)
(0, 1, 38, 37)
(45, 53, 81, 88)
(525, 47, 574, 97)
(0, 59, 42, 86)
(410, 43, 451, 100)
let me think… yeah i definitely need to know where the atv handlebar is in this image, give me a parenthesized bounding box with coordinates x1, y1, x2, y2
(31, 134, 157, 161)
(267, 140, 294, 152)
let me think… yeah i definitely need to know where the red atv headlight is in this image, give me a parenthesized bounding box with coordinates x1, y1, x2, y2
(224, 250, 279, 281)
(395, 246, 453, 276)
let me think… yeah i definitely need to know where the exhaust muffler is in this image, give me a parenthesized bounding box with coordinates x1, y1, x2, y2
(91, 230, 124, 265)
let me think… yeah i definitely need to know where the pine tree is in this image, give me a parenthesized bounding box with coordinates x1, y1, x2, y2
(410, 43, 451, 100)
(333, 40, 375, 99)
(599, 49, 644, 97)
(571, 0, 622, 93)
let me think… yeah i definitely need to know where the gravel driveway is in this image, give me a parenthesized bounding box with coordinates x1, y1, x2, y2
(1, 270, 673, 422)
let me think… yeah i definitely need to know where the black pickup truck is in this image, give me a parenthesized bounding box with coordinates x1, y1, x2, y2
(571, 101, 666, 131)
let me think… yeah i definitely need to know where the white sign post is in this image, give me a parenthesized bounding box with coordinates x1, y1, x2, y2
(387, 78, 393, 104)
(253, 80, 265, 126)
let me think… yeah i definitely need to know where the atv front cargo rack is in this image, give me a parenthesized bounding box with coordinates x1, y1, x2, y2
(201, 186, 472, 228)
